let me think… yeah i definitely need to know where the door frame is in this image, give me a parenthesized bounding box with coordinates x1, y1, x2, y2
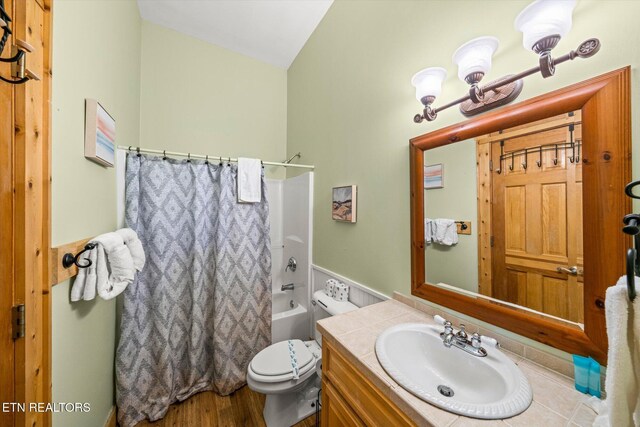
(1, 0, 53, 426)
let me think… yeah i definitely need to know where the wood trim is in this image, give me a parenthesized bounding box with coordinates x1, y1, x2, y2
(42, 1, 53, 424)
(475, 111, 582, 145)
(50, 237, 92, 286)
(477, 141, 492, 296)
(411, 67, 632, 363)
(104, 407, 116, 427)
(13, 0, 52, 425)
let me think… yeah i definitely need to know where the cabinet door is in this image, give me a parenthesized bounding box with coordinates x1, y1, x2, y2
(322, 380, 365, 427)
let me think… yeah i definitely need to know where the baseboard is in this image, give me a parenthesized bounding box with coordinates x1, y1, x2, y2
(104, 407, 116, 427)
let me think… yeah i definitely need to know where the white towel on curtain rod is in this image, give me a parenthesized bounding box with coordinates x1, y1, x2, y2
(238, 157, 262, 203)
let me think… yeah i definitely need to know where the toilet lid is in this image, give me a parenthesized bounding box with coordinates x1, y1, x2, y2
(250, 339, 314, 377)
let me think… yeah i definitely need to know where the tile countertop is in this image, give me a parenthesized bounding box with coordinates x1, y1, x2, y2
(316, 299, 599, 427)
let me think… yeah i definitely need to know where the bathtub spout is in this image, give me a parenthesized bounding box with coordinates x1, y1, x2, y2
(281, 283, 294, 291)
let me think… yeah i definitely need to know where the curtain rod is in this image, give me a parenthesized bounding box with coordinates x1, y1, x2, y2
(117, 146, 315, 170)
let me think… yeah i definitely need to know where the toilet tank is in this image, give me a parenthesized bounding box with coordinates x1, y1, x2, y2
(312, 290, 359, 344)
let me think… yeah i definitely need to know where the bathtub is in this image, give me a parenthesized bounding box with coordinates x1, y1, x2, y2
(271, 291, 309, 343)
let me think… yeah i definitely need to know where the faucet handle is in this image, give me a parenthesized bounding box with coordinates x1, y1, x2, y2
(456, 324, 467, 339)
(471, 333, 482, 348)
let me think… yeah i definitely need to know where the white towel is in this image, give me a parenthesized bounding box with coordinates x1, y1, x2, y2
(70, 231, 137, 301)
(593, 275, 640, 427)
(433, 218, 458, 246)
(71, 246, 98, 302)
(116, 228, 145, 271)
(237, 157, 262, 203)
(425, 218, 434, 244)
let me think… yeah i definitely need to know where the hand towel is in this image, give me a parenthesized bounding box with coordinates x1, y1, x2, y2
(425, 218, 434, 244)
(95, 243, 131, 300)
(333, 282, 349, 302)
(237, 157, 262, 203)
(116, 228, 146, 271)
(71, 246, 98, 302)
(434, 218, 458, 246)
(593, 275, 640, 427)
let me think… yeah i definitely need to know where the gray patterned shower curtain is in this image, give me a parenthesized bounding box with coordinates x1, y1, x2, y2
(116, 153, 272, 427)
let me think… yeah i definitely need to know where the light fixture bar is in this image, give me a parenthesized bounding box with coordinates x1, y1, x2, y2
(415, 38, 600, 123)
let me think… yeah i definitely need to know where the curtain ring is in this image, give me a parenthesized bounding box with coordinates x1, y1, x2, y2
(162, 150, 167, 160)
(128, 146, 132, 152)
(219, 156, 222, 166)
(227, 157, 231, 166)
(136, 147, 141, 157)
(187, 153, 191, 163)
(261, 160, 264, 169)
(205, 155, 209, 165)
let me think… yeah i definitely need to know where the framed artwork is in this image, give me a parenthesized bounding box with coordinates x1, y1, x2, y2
(332, 185, 357, 223)
(84, 99, 115, 167)
(424, 163, 444, 189)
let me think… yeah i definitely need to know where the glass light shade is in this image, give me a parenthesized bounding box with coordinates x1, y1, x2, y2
(452, 36, 499, 82)
(411, 67, 447, 102)
(515, 0, 576, 51)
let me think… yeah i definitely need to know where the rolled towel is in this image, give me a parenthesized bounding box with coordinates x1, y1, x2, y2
(116, 228, 145, 271)
(425, 218, 434, 244)
(325, 279, 338, 297)
(333, 282, 349, 302)
(93, 232, 135, 300)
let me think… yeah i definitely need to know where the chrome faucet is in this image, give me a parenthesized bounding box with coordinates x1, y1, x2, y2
(281, 283, 294, 291)
(435, 315, 497, 357)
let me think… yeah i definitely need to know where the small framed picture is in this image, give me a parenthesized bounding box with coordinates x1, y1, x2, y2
(84, 99, 115, 167)
(332, 185, 357, 223)
(424, 163, 444, 189)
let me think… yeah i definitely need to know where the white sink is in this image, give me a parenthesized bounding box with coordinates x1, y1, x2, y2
(375, 322, 532, 419)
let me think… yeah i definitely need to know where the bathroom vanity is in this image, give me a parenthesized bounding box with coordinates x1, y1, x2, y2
(318, 298, 594, 426)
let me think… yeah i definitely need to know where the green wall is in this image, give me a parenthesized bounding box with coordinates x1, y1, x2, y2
(424, 140, 478, 293)
(287, 0, 640, 298)
(51, 6, 288, 427)
(51, 1, 142, 427)
(139, 21, 288, 179)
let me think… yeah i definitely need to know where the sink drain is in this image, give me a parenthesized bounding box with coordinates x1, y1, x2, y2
(437, 385, 454, 397)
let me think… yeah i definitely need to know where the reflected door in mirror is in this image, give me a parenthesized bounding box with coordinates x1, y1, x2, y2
(487, 112, 583, 323)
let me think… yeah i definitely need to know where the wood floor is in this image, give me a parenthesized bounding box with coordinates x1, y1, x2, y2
(135, 386, 318, 427)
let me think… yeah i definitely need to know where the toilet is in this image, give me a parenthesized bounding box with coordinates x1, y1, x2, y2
(247, 290, 358, 427)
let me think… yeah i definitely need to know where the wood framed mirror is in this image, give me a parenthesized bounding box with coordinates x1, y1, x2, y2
(410, 67, 631, 363)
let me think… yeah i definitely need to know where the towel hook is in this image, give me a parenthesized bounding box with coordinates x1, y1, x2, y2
(62, 243, 97, 269)
(536, 146, 542, 168)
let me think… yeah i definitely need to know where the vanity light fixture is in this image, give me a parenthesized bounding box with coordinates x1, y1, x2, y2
(413, 0, 600, 123)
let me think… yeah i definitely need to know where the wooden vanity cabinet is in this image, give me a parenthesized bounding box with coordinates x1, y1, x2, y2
(320, 339, 416, 426)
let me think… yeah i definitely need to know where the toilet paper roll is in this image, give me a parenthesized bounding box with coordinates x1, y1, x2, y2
(333, 282, 349, 302)
(315, 358, 322, 379)
(325, 279, 338, 297)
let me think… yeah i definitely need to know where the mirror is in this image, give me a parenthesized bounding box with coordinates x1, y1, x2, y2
(410, 68, 631, 362)
(424, 112, 584, 325)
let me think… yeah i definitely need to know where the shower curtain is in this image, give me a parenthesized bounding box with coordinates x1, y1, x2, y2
(116, 154, 272, 427)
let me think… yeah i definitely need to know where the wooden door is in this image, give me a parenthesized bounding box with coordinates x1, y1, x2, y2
(1, 1, 16, 426)
(491, 113, 584, 323)
(0, 0, 52, 426)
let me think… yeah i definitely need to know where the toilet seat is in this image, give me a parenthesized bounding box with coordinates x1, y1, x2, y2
(249, 339, 316, 383)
